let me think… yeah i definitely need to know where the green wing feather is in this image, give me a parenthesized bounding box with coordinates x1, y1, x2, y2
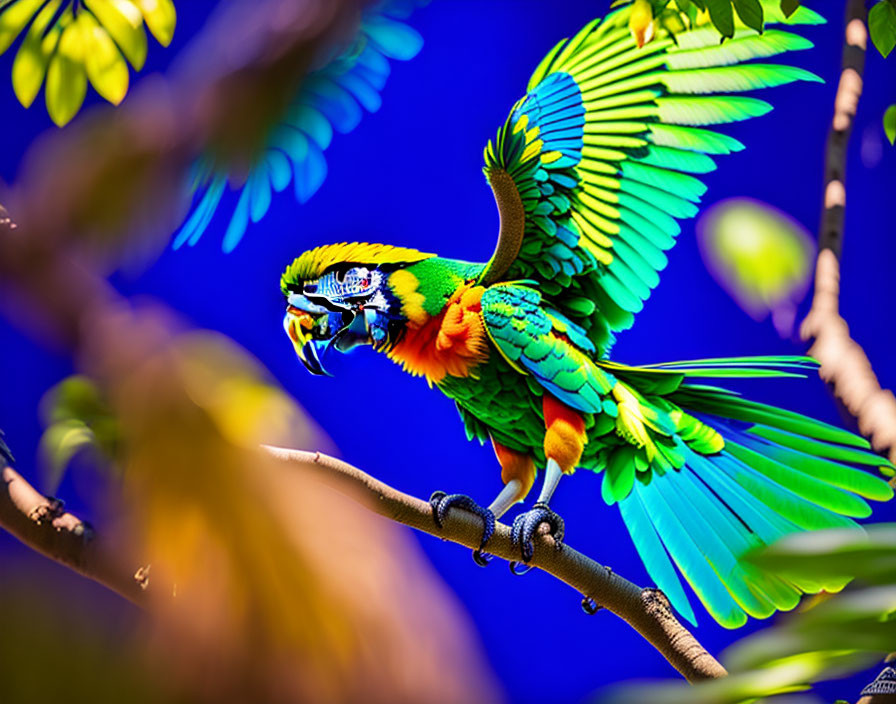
(598, 364, 893, 627)
(480, 284, 616, 413)
(480, 0, 823, 354)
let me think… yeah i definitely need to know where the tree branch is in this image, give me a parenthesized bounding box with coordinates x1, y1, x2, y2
(0, 466, 149, 606)
(263, 446, 727, 683)
(800, 0, 896, 466)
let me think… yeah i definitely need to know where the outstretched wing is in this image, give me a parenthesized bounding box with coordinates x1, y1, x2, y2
(174, 0, 428, 252)
(478, 1, 824, 354)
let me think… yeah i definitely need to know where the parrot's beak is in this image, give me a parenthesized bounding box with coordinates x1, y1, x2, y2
(285, 308, 329, 376)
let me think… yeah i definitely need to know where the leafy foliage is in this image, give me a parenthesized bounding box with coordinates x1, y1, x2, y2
(604, 525, 896, 703)
(870, 0, 896, 58)
(885, 104, 896, 145)
(38, 375, 119, 489)
(0, 0, 176, 126)
(696, 199, 815, 337)
(613, 0, 808, 39)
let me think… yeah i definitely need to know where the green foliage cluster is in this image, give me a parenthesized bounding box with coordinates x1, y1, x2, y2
(0, 0, 176, 126)
(617, 1, 896, 150)
(607, 525, 896, 703)
(38, 375, 118, 488)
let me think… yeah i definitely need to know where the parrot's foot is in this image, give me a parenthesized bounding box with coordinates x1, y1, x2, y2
(510, 502, 565, 563)
(429, 491, 496, 566)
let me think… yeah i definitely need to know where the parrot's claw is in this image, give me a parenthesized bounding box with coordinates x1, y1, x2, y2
(429, 491, 496, 564)
(581, 596, 602, 615)
(510, 502, 565, 563)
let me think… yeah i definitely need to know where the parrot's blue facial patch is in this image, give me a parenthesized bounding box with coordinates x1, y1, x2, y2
(283, 264, 405, 375)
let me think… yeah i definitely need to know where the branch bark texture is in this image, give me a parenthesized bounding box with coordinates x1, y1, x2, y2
(800, 0, 896, 466)
(264, 447, 728, 683)
(0, 466, 149, 605)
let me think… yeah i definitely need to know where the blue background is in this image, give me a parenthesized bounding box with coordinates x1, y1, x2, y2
(1, 2, 894, 702)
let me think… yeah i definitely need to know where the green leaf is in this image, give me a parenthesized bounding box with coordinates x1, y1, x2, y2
(869, 0, 896, 58)
(733, 0, 764, 33)
(884, 104, 896, 145)
(674, 0, 691, 13)
(80, 10, 129, 104)
(135, 0, 176, 45)
(45, 18, 87, 126)
(706, 0, 735, 38)
(11, 0, 62, 108)
(83, 0, 148, 69)
(780, 0, 800, 18)
(690, 0, 706, 11)
(0, 0, 45, 54)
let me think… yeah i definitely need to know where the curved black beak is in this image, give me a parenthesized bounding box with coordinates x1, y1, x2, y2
(300, 339, 328, 376)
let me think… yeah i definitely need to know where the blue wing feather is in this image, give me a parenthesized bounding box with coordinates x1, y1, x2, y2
(174, 0, 428, 251)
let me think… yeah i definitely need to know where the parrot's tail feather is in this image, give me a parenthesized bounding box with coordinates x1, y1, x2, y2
(608, 357, 894, 628)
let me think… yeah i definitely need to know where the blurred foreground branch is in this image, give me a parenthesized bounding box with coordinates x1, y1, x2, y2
(0, 466, 150, 606)
(265, 447, 728, 683)
(801, 0, 896, 466)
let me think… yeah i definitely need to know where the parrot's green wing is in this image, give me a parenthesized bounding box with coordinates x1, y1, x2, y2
(478, 1, 824, 354)
(480, 284, 616, 412)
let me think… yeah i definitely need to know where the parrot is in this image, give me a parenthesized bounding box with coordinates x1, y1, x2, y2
(173, 0, 429, 252)
(278, 1, 896, 629)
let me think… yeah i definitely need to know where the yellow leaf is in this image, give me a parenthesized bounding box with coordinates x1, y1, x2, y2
(629, 0, 655, 48)
(0, 0, 45, 54)
(134, 0, 176, 46)
(45, 18, 87, 127)
(83, 0, 147, 69)
(11, 0, 63, 108)
(80, 10, 129, 105)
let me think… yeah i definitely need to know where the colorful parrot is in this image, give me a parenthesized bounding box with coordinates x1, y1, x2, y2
(173, 0, 428, 252)
(279, 1, 895, 629)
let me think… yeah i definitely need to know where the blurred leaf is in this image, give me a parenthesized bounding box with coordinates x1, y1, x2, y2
(884, 104, 896, 145)
(870, 0, 896, 58)
(11, 0, 62, 108)
(46, 16, 88, 127)
(39, 374, 120, 487)
(81, 9, 130, 105)
(696, 198, 815, 337)
(605, 525, 896, 704)
(134, 0, 175, 46)
(0, 564, 177, 704)
(84, 0, 148, 69)
(72, 310, 499, 703)
(0, 0, 45, 53)
(39, 418, 96, 481)
(749, 524, 896, 585)
(0, 0, 176, 124)
(733, 0, 763, 34)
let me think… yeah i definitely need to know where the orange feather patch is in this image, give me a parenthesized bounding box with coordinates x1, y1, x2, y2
(388, 284, 489, 384)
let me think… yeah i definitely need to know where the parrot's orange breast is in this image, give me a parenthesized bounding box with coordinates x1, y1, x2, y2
(388, 284, 489, 384)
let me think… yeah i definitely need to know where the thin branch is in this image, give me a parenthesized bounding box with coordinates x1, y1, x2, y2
(800, 0, 896, 466)
(263, 446, 728, 683)
(0, 466, 149, 606)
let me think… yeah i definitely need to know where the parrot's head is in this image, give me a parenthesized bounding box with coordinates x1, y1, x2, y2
(280, 242, 434, 375)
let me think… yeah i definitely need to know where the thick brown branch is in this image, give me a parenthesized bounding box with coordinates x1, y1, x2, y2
(800, 0, 896, 466)
(0, 466, 149, 606)
(264, 446, 727, 683)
